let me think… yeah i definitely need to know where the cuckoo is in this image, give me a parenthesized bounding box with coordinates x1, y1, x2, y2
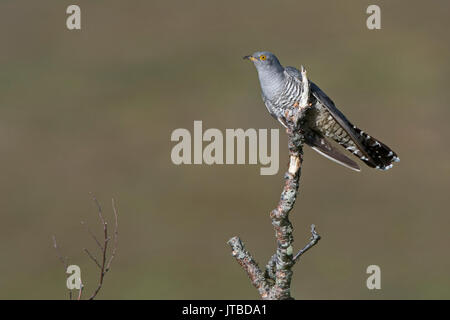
(244, 51, 399, 171)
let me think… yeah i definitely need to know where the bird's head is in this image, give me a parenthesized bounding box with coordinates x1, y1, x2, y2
(243, 51, 283, 72)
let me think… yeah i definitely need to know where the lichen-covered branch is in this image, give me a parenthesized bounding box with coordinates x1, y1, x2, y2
(227, 237, 271, 298)
(228, 66, 321, 300)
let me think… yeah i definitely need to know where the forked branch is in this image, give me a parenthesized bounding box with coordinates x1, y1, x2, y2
(228, 66, 321, 300)
(86, 195, 119, 300)
(52, 196, 119, 300)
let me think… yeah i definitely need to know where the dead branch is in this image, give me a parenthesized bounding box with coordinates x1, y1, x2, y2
(86, 195, 119, 300)
(293, 224, 321, 263)
(106, 198, 119, 272)
(228, 237, 271, 298)
(228, 66, 321, 300)
(52, 196, 119, 300)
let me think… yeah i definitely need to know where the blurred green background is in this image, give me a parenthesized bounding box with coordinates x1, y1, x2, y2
(0, 0, 449, 299)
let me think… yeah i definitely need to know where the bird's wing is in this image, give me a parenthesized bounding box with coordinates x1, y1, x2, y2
(285, 66, 398, 170)
(305, 133, 360, 171)
(284, 66, 303, 83)
(285, 66, 373, 160)
(308, 82, 376, 165)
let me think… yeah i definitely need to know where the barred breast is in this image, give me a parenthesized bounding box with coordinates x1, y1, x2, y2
(273, 75, 303, 112)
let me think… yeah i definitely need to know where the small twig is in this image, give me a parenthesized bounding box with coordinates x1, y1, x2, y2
(52, 235, 69, 269)
(81, 221, 104, 252)
(90, 193, 107, 228)
(52, 195, 119, 300)
(106, 198, 119, 272)
(83, 248, 102, 269)
(77, 284, 84, 300)
(52, 235, 75, 300)
(87, 196, 108, 300)
(293, 224, 321, 262)
(86, 196, 119, 300)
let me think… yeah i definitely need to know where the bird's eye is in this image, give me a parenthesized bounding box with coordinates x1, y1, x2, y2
(260, 55, 266, 61)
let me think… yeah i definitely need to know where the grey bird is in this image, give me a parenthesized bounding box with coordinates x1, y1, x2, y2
(244, 51, 399, 171)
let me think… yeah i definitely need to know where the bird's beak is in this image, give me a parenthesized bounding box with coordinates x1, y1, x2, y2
(243, 55, 257, 62)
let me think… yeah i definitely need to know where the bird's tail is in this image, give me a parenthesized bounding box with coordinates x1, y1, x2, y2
(343, 126, 400, 171)
(306, 134, 361, 171)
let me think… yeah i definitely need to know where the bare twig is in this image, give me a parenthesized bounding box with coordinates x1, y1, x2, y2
(87, 195, 118, 300)
(293, 224, 321, 262)
(52, 235, 69, 269)
(106, 198, 119, 272)
(52, 196, 119, 300)
(77, 285, 84, 300)
(52, 235, 78, 300)
(81, 221, 104, 252)
(83, 248, 102, 269)
(228, 66, 321, 300)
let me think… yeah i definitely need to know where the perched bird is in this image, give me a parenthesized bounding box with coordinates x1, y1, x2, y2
(244, 51, 399, 171)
